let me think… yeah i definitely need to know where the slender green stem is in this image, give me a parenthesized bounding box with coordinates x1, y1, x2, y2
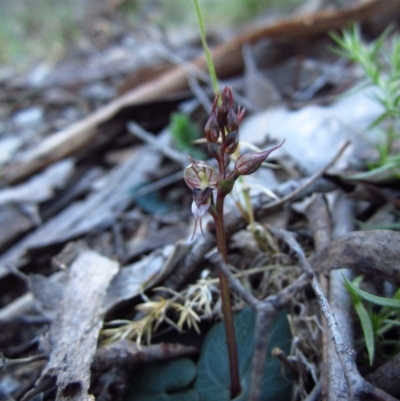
(192, 0, 219, 93)
(213, 194, 241, 399)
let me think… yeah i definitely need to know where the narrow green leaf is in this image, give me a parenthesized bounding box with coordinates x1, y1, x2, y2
(355, 220, 400, 231)
(343, 276, 375, 365)
(383, 319, 400, 326)
(340, 163, 400, 183)
(343, 276, 361, 304)
(354, 301, 375, 365)
(368, 110, 392, 130)
(343, 276, 400, 308)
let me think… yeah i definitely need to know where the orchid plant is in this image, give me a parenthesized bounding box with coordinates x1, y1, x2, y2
(184, 87, 284, 240)
(184, 86, 284, 398)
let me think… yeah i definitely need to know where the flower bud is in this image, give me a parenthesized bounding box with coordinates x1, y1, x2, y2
(234, 140, 285, 176)
(226, 107, 239, 132)
(216, 102, 228, 126)
(216, 86, 233, 126)
(222, 130, 239, 155)
(204, 113, 220, 143)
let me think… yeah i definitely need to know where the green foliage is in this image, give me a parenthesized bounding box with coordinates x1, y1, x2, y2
(194, 307, 293, 401)
(343, 276, 400, 365)
(0, 0, 302, 69)
(122, 308, 292, 400)
(168, 113, 205, 159)
(344, 277, 400, 308)
(355, 219, 400, 231)
(125, 0, 302, 30)
(340, 160, 400, 183)
(343, 276, 375, 365)
(0, 0, 80, 68)
(330, 24, 400, 173)
(124, 358, 199, 401)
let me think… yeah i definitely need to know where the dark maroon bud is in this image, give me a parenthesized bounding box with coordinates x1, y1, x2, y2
(222, 130, 239, 155)
(215, 87, 232, 125)
(234, 140, 285, 176)
(204, 112, 220, 143)
(216, 102, 228, 126)
(226, 107, 239, 132)
(207, 142, 221, 160)
(221, 86, 232, 106)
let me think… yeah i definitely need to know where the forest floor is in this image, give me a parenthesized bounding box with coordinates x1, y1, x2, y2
(1, 1, 400, 401)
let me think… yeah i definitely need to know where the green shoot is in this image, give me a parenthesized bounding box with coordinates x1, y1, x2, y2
(330, 24, 400, 171)
(344, 275, 375, 365)
(343, 275, 400, 365)
(192, 0, 219, 93)
(344, 277, 400, 308)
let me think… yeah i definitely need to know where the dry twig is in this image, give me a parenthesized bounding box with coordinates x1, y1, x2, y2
(270, 227, 398, 401)
(260, 140, 350, 214)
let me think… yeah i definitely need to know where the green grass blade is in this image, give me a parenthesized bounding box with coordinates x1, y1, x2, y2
(343, 276, 375, 365)
(354, 300, 375, 365)
(343, 276, 400, 308)
(192, 0, 219, 93)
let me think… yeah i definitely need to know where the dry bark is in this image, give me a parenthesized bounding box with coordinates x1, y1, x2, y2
(311, 230, 400, 286)
(22, 249, 119, 401)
